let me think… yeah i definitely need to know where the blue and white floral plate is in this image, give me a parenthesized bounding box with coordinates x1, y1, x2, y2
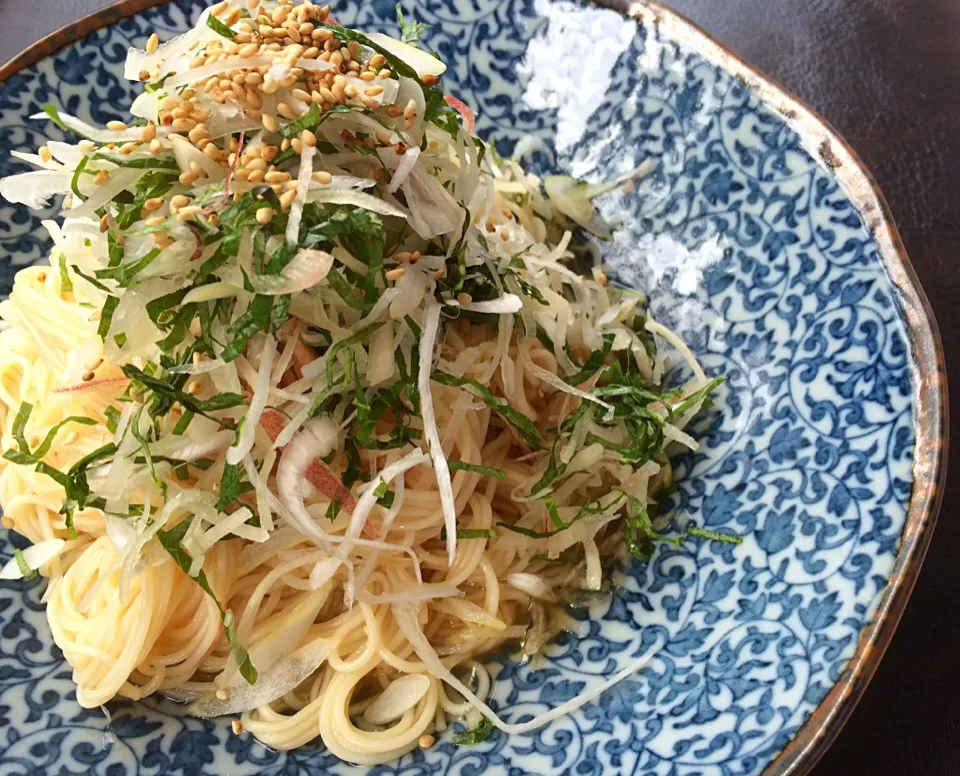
(0, 1, 946, 774)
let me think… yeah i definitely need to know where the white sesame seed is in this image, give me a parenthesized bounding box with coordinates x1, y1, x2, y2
(276, 102, 298, 120)
(106, 120, 128, 131)
(146, 33, 159, 54)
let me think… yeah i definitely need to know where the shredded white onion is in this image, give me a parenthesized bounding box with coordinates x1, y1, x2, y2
(0, 539, 65, 579)
(227, 334, 275, 465)
(362, 674, 432, 725)
(507, 572, 558, 603)
(286, 144, 316, 245)
(419, 300, 458, 565)
(188, 638, 333, 717)
(387, 146, 421, 194)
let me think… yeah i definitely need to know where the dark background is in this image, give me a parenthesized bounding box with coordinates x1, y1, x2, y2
(2, 1, 957, 774)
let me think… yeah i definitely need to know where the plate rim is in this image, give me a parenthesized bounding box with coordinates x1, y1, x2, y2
(0, 1, 948, 775)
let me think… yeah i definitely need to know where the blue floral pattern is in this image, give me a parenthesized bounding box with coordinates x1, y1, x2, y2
(0, 1, 925, 774)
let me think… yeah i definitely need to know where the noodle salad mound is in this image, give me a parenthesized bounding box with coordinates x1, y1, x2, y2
(0, 0, 739, 763)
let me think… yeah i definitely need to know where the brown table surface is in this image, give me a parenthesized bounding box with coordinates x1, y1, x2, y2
(2, 1, 958, 774)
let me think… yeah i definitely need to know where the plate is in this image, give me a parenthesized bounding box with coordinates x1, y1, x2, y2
(0, 1, 945, 774)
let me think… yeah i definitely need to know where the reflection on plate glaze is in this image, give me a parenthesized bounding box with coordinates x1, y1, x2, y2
(0, 1, 934, 775)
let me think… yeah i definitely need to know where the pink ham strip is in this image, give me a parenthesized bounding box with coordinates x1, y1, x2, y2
(260, 409, 358, 515)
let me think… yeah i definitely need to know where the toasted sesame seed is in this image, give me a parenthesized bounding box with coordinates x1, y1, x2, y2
(149, 138, 163, 155)
(231, 720, 243, 735)
(403, 99, 416, 119)
(176, 206, 202, 220)
(99, 214, 110, 233)
(212, 0, 229, 15)
(261, 145, 279, 162)
(78, 140, 97, 152)
(36, 145, 53, 163)
(188, 126, 208, 145)
(291, 138, 303, 154)
(145, 215, 165, 227)
(301, 129, 317, 147)
(264, 170, 290, 184)
(172, 118, 197, 133)
(378, 68, 392, 79)
(82, 370, 96, 382)
(106, 120, 129, 131)
(457, 292, 473, 304)
(169, 194, 190, 210)
(596, 270, 608, 287)
(141, 123, 157, 143)
(248, 169, 266, 183)
(186, 380, 203, 395)
(385, 267, 406, 281)
(119, 141, 140, 155)
(144, 197, 165, 212)
(153, 231, 173, 248)
(364, 85, 384, 97)
(419, 734, 435, 748)
(344, 84, 358, 99)
(139, 69, 151, 81)
(312, 170, 332, 185)
(146, 33, 160, 54)
(238, 42, 259, 57)
(255, 207, 275, 224)
(62, 430, 79, 446)
(369, 53, 386, 69)
(256, 113, 278, 134)
(279, 189, 297, 209)
(421, 74, 440, 86)
(359, 71, 376, 83)
(247, 88, 264, 110)
(387, 106, 403, 118)
(375, 128, 394, 146)
(179, 170, 200, 185)
(434, 268, 446, 280)
(393, 251, 412, 262)
(93, 169, 111, 185)
(203, 144, 223, 161)
(276, 102, 298, 120)
(292, 88, 311, 103)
